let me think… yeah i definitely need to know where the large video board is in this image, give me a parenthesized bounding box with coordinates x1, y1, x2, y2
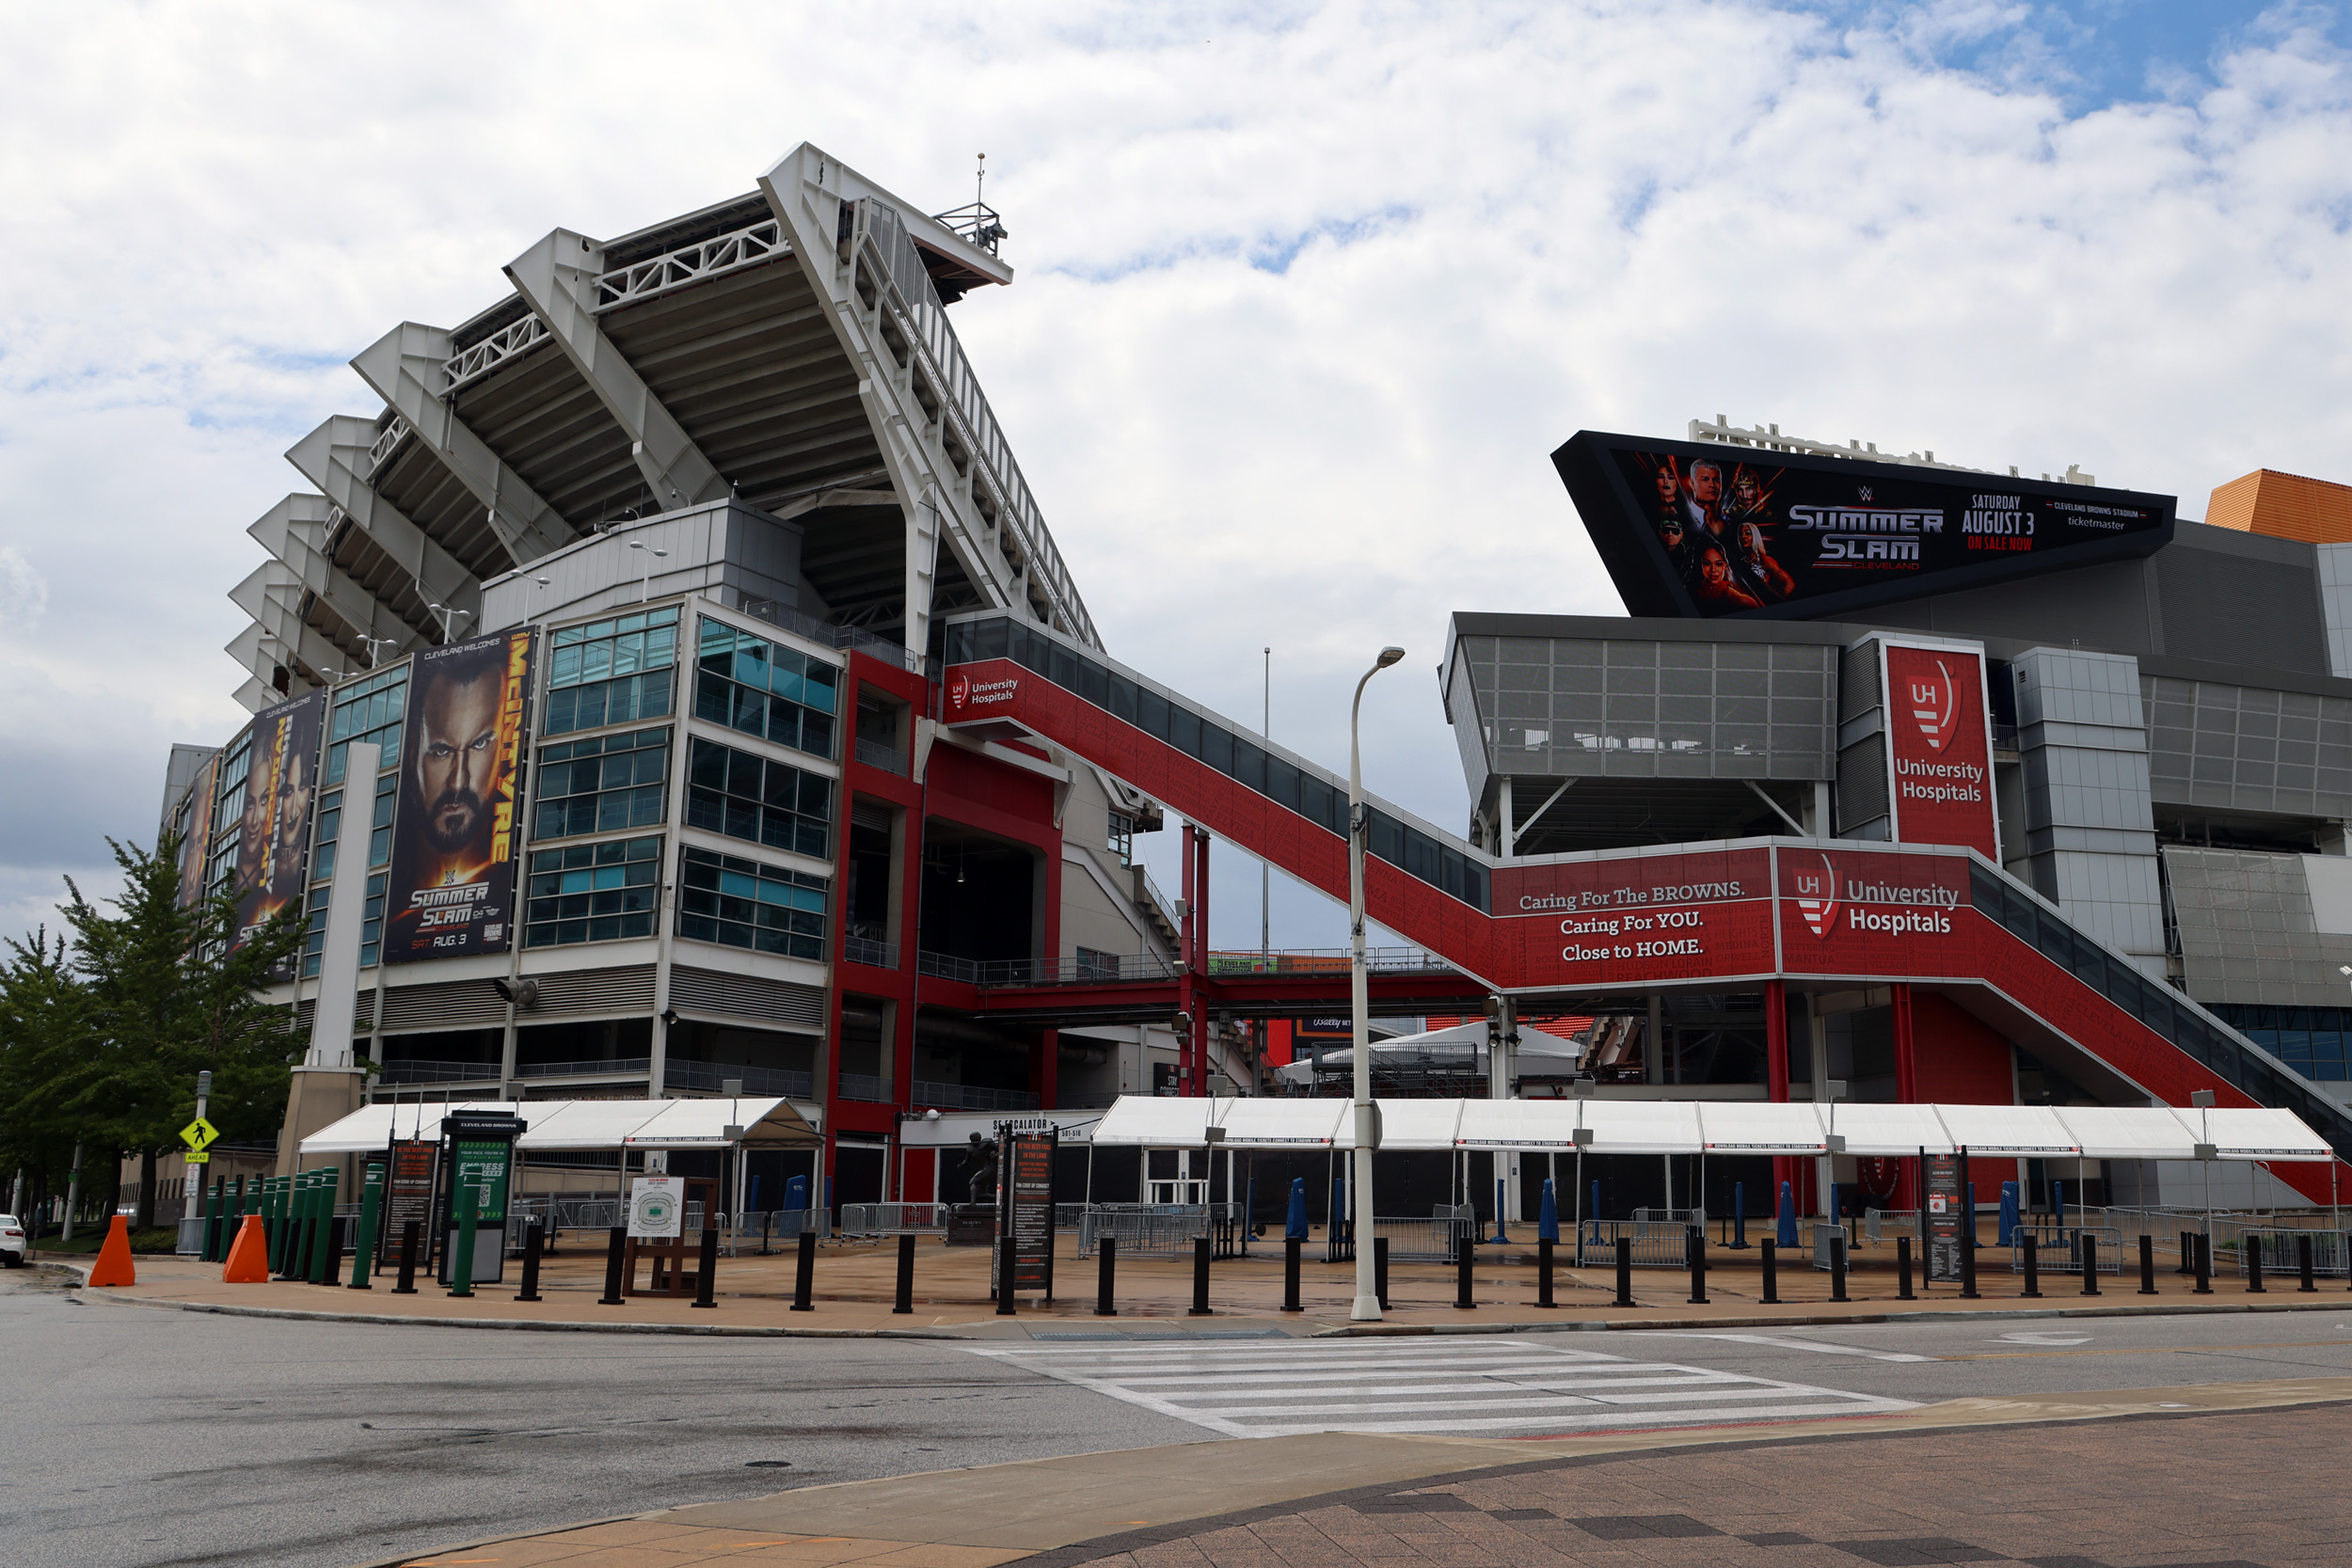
(1552, 430, 2175, 620)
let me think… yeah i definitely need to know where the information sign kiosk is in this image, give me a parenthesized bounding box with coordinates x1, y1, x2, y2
(437, 1109, 524, 1286)
(993, 1125, 1057, 1303)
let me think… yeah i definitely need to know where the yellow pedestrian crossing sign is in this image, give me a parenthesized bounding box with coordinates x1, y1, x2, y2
(181, 1117, 221, 1152)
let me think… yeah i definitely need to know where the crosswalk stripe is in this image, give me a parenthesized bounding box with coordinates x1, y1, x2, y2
(968, 1336, 1914, 1439)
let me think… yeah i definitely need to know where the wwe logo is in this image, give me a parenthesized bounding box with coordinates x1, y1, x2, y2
(1910, 661, 1956, 752)
(1792, 855, 1840, 939)
(1857, 485, 1873, 501)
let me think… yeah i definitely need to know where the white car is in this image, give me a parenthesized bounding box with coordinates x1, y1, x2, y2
(0, 1215, 24, 1267)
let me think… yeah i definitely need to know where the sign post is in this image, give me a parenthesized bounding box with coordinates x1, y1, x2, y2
(995, 1127, 1057, 1304)
(381, 1138, 437, 1268)
(1923, 1149, 1963, 1285)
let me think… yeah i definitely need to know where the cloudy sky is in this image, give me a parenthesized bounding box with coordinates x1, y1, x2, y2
(2, 1, 2349, 952)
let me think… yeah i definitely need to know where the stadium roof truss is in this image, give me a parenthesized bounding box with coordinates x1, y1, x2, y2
(228, 141, 1100, 708)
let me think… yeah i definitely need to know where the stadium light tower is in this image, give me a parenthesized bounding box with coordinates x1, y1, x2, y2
(1347, 644, 1406, 1322)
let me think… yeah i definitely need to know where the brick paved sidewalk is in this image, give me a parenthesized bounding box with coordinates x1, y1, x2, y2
(1045, 1405, 2349, 1568)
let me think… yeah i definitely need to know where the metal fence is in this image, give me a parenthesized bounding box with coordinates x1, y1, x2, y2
(1373, 1213, 1476, 1263)
(2007, 1225, 2123, 1275)
(837, 1202, 948, 1235)
(2233, 1229, 2351, 1278)
(1585, 1218, 1700, 1268)
(1863, 1209, 1918, 1246)
(1807, 1221, 1852, 1271)
(1074, 1203, 1244, 1259)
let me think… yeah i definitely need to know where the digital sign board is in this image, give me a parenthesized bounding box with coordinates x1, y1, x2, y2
(1552, 430, 2175, 621)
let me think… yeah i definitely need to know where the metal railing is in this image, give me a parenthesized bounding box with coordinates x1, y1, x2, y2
(594, 217, 787, 310)
(908, 1080, 1041, 1112)
(1807, 1221, 1852, 1271)
(837, 1202, 948, 1235)
(839, 1072, 892, 1103)
(2008, 1225, 2124, 1274)
(1584, 1218, 1701, 1268)
(377, 1059, 499, 1085)
(661, 1059, 812, 1099)
(853, 736, 908, 774)
(1075, 1202, 1243, 1259)
(2234, 1229, 2350, 1278)
(444, 312, 549, 392)
(1374, 1213, 1475, 1263)
(737, 597, 927, 674)
(843, 932, 899, 970)
(517, 1057, 652, 1081)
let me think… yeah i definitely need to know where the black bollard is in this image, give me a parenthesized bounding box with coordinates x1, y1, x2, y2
(516, 1219, 544, 1303)
(392, 1220, 421, 1296)
(1188, 1234, 1212, 1316)
(895, 1232, 916, 1315)
(1455, 1238, 1474, 1309)
(1689, 1227, 1709, 1305)
(1614, 1236, 1634, 1308)
(2247, 1233, 2265, 1294)
(1961, 1224, 1979, 1300)
(2080, 1233, 2100, 1295)
(1375, 1236, 1391, 1309)
(691, 1223, 719, 1308)
(1281, 1237, 1300, 1313)
(1897, 1235, 1915, 1300)
(319, 1218, 346, 1285)
(995, 1229, 1017, 1316)
(597, 1225, 626, 1306)
(2300, 1232, 2317, 1293)
(795, 1227, 818, 1313)
(1092, 1232, 1119, 1318)
(2194, 1230, 2213, 1294)
(1761, 1238, 1778, 1304)
(2138, 1233, 2157, 1295)
(1536, 1237, 1555, 1308)
(2022, 1233, 2041, 1298)
(1828, 1233, 1847, 1303)
(2179, 1228, 2195, 1275)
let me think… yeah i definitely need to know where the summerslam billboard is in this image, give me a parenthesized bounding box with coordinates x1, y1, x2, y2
(1551, 430, 2174, 621)
(382, 628, 534, 964)
(234, 690, 325, 971)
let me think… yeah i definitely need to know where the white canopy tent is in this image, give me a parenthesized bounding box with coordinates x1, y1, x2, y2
(1271, 1022, 1585, 1086)
(1084, 1096, 2336, 1163)
(298, 1097, 821, 1157)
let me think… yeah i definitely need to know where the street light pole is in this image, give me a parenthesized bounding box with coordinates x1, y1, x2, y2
(629, 541, 670, 604)
(1348, 645, 1406, 1322)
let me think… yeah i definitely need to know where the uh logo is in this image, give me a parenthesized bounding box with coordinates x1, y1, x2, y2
(1792, 852, 1840, 940)
(1908, 659, 1956, 752)
(947, 670, 971, 716)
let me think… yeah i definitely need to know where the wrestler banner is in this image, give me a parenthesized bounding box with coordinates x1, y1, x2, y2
(382, 628, 534, 964)
(233, 689, 325, 965)
(1552, 430, 2173, 621)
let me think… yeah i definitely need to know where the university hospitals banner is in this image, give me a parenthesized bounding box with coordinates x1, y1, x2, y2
(1878, 639, 2001, 862)
(233, 689, 326, 962)
(383, 628, 534, 964)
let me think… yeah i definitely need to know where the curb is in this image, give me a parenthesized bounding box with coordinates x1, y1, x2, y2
(339, 1512, 645, 1568)
(88, 1293, 975, 1338)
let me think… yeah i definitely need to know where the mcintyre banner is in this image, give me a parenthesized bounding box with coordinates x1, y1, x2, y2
(383, 628, 534, 964)
(1552, 430, 2175, 621)
(233, 690, 325, 960)
(1880, 640, 2001, 862)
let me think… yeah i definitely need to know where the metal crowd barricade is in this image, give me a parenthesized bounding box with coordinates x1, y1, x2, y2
(1075, 1203, 1240, 1259)
(2235, 1229, 2351, 1278)
(837, 1202, 948, 1235)
(2008, 1224, 2122, 1274)
(1863, 1209, 1918, 1247)
(1371, 1214, 1474, 1263)
(1807, 1221, 1852, 1271)
(1587, 1218, 1697, 1267)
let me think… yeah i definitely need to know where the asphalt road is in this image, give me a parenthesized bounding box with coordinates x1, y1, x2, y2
(16, 1263, 2352, 1568)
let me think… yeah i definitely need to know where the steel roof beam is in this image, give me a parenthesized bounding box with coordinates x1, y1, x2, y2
(504, 229, 732, 515)
(246, 493, 435, 654)
(350, 323, 579, 564)
(285, 415, 481, 637)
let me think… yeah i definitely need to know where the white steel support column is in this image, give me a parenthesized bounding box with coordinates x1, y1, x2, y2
(248, 495, 432, 655)
(503, 231, 731, 515)
(308, 742, 380, 1071)
(351, 325, 579, 563)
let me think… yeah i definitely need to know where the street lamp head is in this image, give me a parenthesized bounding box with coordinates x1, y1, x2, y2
(2190, 1089, 2217, 1108)
(1375, 646, 1406, 669)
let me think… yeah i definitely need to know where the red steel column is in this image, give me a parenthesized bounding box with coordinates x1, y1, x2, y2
(1190, 827, 1213, 1095)
(1766, 978, 1792, 1208)
(1892, 982, 1919, 1103)
(1179, 824, 1198, 1096)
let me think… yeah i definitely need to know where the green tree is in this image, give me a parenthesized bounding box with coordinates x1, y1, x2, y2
(0, 926, 93, 1226)
(36, 833, 308, 1227)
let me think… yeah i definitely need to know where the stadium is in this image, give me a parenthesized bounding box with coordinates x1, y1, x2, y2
(156, 140, 2352, 1225)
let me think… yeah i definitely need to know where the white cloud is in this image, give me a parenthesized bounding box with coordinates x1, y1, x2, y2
(4, 2, 2352, 950)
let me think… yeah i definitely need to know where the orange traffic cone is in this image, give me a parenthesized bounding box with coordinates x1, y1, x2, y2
(87, 1214, 136, 1288)
(221, 1214, 270, 1283)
